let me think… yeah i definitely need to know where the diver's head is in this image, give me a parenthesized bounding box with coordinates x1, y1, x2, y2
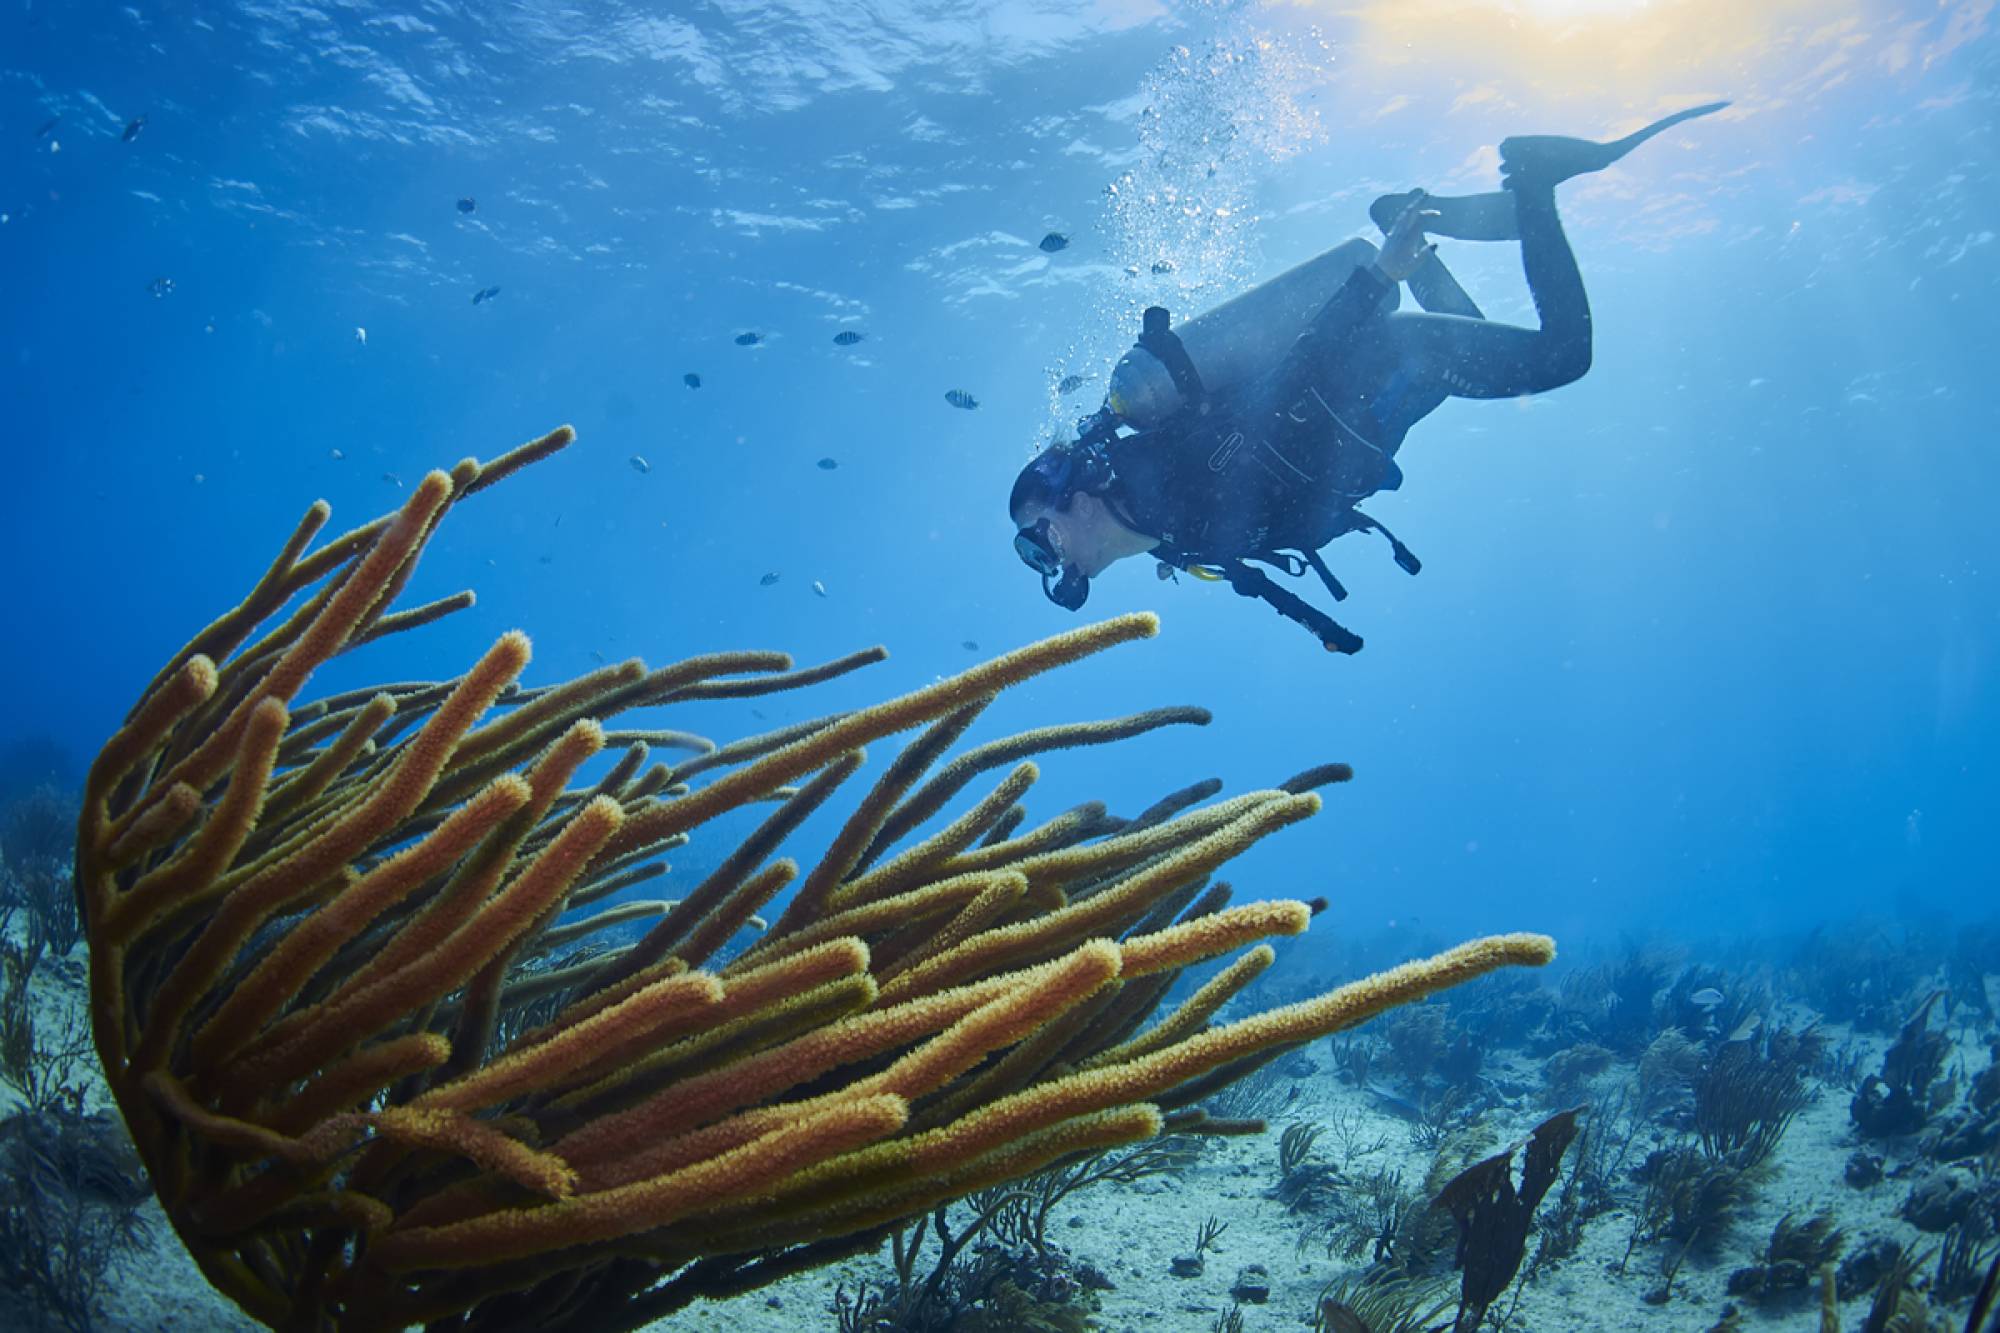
(1009, 443, 1150, 610)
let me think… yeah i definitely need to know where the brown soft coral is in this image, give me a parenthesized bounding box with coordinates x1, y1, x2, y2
(78, 424, 1554, 1330)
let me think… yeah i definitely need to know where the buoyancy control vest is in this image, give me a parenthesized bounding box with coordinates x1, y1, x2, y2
(1092, 263, 1423, 654)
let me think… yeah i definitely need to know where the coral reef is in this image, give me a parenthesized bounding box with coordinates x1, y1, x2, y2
(1693, 1023, 1820, 1168)
(1724, 1209, 1845, 1304)
(1271, 1121, 1342, 1214)
(73, 426, 1553, 1331)
(833, 1183, 1117, 1333)
(1312, 1270, 1453, 1333)
(1853, 991, 1955, 1139)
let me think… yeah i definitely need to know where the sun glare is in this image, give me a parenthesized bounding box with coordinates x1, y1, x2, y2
(1507, 0, 1652, 14)
(1296, 0, 1869, 114)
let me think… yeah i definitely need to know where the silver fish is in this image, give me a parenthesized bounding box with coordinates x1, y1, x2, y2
(628, 455, 651, 475)
(1363, 1083, 1422, 1122)
(1689, 987, 1724, 1008)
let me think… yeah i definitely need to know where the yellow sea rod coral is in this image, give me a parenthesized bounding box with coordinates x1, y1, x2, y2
(75, 423, 1555, 1331)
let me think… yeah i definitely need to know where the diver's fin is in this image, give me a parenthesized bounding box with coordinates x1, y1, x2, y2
(1371, 188, 1520, 243)
(1500, 100, 1730, 188)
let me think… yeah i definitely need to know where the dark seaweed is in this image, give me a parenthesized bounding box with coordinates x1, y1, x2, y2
(0, 1105, 152, 1333)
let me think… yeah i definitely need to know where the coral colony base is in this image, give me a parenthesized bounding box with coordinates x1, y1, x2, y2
(66, 424, 1552, 1330)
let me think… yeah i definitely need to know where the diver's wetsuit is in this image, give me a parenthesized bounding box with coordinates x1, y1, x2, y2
(1357, 183, 1591, 435)
(1105, 180, 1591, 561)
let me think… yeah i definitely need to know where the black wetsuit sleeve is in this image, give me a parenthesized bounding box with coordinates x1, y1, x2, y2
(1274, 263, 1397, 398)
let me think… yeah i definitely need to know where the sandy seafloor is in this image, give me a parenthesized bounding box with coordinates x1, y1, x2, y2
(3, 924, 1982, 1333)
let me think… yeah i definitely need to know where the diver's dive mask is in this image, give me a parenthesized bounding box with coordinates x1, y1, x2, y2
(1013, 517, 1090, 611)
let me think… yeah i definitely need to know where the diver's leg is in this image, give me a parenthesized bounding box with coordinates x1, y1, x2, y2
(1404, 249, 1486, 320)
(1371, 101, 1729, 243)
(1362, 103, 1728, 404)
(1368, 191, 1489, 318)
(1378, 181, 1591, 398)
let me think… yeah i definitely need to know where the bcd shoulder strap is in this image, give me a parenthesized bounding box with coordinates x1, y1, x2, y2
(1138, 307, 1207, 406)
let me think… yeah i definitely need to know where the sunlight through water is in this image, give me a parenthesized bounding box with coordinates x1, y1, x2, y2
(1286, 0, 1880, 111)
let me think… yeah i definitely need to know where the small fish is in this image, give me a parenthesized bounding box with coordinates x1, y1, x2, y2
(329, 448, 345, 460)
(1038, 232, 1069, 253)
(816, 457, 838, 471)
(1363, 1083, 1423, 1122)
(1688, 987, 1724, 1008)
(683, 372, 702, 389)
(121, 116, 146, 143)
(147, 276, 174, 298)
(472, 285, 501, 305)
(538, 554, 553, 565)
(734, 332, 762, 346)
(1150, 260, 1174, 274)
(1725, 1014, 1762, 1044)
(456, 196, 476, 214)
(629, 454, 651, 475)
(1056, 373, 1090, 395)
(354, 326, 367, 347)
(382, 472, 404, 487)
(961, 640, 979, 651)
(943, 389, 979, 411)
(759, 572, 780, 587)
(590, 650, 606, 663)
(832, 330, 864, 346)
(35, 117, 59, 140)
(812, 580, 827, 598)
(1155, 561, 1176, 581)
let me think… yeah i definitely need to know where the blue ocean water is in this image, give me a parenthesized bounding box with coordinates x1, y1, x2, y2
(5, 0, 1992, 953)
(3, 3, 1999, 1330)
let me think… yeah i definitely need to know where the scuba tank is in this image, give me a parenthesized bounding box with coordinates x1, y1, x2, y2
(1103, 237, 1394, 428)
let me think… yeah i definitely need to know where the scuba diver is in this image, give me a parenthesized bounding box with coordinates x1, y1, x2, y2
(1009, 102, 1728, 654)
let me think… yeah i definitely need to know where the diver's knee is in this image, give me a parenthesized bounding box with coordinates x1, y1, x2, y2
(1546, 332, 1592, 387)
(1336, 236, 1380, 266)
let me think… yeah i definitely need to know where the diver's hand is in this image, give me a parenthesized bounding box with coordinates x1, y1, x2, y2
(1374, 193, 1442, 283)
